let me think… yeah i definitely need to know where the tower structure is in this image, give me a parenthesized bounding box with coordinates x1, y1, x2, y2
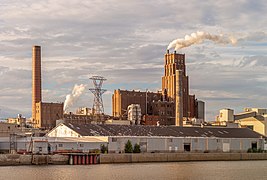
(89, 76, 107, 121)
(162, 50, 189, 118)
(32, 46, 42, 124)
(175, 70, 183, 126)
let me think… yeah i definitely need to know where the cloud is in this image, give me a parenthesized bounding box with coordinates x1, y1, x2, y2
(235, 55, 267, 67)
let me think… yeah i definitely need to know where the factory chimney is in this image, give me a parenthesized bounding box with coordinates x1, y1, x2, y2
(32, 46, 42, 123)
(175, 69, 183, 126)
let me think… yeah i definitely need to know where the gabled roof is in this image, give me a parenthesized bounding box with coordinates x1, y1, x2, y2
(61, 123, 264, 138)
(64, 123, 114, 136)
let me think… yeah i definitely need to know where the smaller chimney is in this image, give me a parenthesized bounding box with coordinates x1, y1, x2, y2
(167, 50, 169, 54)
(174, 50, 176, 54)
(175, 70, 183, 127)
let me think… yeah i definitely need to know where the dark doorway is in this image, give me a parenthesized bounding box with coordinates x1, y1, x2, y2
(48, 144, 51, 154)
(252, 142, 257, 150)
(184, 144, 191, 152)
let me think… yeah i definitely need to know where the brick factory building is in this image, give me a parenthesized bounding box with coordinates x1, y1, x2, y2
(112, 51, 205, 125)
(31, 46, 64, 129)
(112, 89, 162, 119)
(35, 102, 64, 129)
(146, 101, 175, 125)
(162, 51, 198, 119)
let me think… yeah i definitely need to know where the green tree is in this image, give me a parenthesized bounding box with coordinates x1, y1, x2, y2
(124, 140, 133, 153)
(100, 144, 108, 154)
(133, 143, 141, 153)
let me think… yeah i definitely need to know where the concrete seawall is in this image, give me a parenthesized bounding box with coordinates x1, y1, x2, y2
(0, 154, 69, 166)
(100, 153, 267, 164)
(1, 153, 267, 165)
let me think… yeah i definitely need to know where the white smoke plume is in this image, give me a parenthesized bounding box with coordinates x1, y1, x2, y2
(64, 84, 86, 112)
(167, 31, 237, 50)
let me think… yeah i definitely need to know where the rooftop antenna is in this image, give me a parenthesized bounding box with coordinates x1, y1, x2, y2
(89, 76, 107, 122)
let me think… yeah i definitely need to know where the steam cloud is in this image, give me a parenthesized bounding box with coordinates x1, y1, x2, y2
(167, 31, 237, 50)
(64, 84, 86, 112)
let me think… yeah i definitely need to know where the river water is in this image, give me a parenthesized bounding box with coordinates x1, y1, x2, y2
(0, 161, 267, 180)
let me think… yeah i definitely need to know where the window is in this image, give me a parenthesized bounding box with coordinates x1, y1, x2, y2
(58, 144, 63, 147)
(80, 144, 84, 147)
(112, 138, 117, 142)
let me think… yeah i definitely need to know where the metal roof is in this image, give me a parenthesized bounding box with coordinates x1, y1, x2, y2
(63, 123, 264, 138)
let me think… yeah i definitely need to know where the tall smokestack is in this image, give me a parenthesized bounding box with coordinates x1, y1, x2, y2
(175, 70, 183, 126)
(32, 46, 42, 122)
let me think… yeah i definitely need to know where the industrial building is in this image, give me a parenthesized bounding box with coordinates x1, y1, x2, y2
(1, 121, 262, 154)
(146, 101, 175, 125)
(214, 108, 267, 136)
(112, 51, 205, 126)
(46, 123, 265, 153)
(162, 51, 191, 118)
(7, 114, 26, 127)
(60, 113, 94, 125)
(35, 102, 64, 129)
(31, 46, 64, 129)
(235, 108, 267, 136)
(112, 89, 162, 118)
(76, 107, 94, 115)
(0, 123, 22, 137)
(127, 104, 142, 125)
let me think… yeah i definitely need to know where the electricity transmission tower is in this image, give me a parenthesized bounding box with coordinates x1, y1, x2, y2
(89, 76, 107, 122)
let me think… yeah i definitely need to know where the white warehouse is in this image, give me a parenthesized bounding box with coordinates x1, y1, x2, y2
(46, 123, 265, 153)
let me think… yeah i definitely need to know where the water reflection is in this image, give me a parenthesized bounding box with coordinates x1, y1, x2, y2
(0, 161, 267, 180)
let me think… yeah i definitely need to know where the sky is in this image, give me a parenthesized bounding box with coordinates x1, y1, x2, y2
(0, 0, 267, 121)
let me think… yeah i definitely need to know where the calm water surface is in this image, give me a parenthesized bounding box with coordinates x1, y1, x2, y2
(0, 161, 267, 180)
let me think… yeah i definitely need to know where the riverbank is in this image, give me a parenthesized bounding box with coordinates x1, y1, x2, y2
(0, 154, 69, 166)
(1, 153, 267, 166)
(100, 153, 267, 164)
